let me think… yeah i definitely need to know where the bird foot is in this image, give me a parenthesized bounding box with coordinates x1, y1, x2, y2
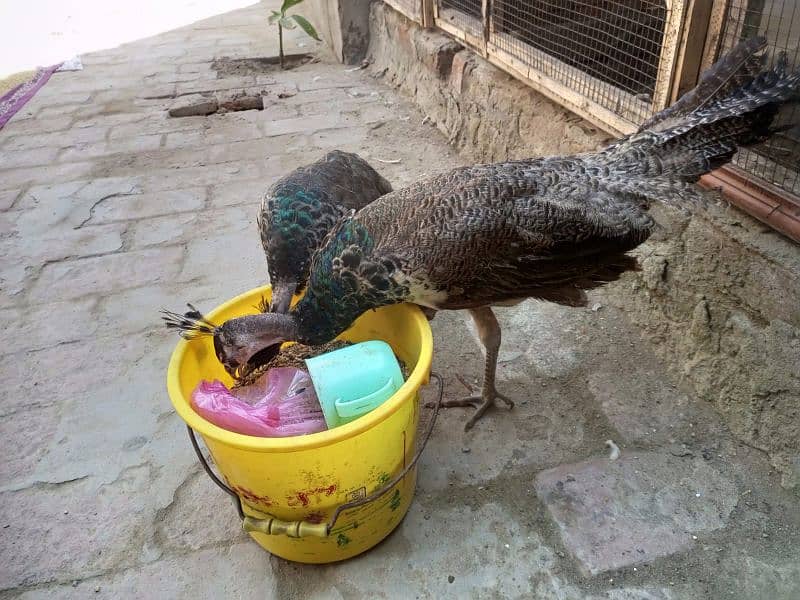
(434, 387, 515, 431)
(462, 388, 514, 431)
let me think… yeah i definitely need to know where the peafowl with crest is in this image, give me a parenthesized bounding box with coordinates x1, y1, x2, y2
(164, 150, 390, 371)
(256, 149, 392, 314)
(165, 38, 800, 430)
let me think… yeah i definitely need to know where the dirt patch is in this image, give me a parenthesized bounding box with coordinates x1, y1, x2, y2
(211, 53, 315, 77)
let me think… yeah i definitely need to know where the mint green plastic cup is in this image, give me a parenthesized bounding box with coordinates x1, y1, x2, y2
(305, 340, 404, 429)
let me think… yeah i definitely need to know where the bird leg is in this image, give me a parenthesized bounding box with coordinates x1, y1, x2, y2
(441, 306, 514, 430)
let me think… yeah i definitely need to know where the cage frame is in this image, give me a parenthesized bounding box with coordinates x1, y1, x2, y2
(694, 0, 800, 243)
(381, 0, 800, 241)
(433, 0, 489, 52)
(431, 0, 693, 136)
(383, 0, 432, 26)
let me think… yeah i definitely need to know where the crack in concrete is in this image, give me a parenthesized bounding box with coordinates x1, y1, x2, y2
(0, 538, 247, 597)
(1, 475, 89, 494)
(73, 186, 140, 229)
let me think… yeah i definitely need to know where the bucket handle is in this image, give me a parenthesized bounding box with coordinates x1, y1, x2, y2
(187, 371, 443, 539)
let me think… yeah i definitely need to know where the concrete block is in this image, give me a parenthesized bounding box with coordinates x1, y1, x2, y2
(0, 189, 20, 211)
(306, 0, 372, 64)
(88, 188, 205, 223)
(58, 134, 163, 162)
(30, 246, 184, 300)
(15, 544, 276, 599)
(0, 404, 60, 486)
(261, 113, 341, 136)
(0, 465, 156, 585)
(0, 297, 99, 357)
(167, 94, 218, 117)
(0, 116, 74, 136)
(0, 162, 96, 191)
(535, 452, 738, 575)
(3, 126, 109, 152)
(129, 213, 199, 248)
(209, 179, 266, 207)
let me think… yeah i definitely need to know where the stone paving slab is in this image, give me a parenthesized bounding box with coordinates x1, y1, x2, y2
(535, 453, 738, 575)
(1, 2, 799, 599)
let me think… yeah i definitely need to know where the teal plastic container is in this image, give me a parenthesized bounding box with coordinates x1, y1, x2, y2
(305, 340, 404, 429)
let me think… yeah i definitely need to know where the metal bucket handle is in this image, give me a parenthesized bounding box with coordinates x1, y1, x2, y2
(187, 371, 443, 538)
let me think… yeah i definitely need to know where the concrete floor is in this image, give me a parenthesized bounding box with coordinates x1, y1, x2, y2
(0, 0, 256, 78)
(1, 2, 799, 598)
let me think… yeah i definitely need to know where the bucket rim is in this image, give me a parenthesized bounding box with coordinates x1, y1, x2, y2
(166, 285, 433, 453)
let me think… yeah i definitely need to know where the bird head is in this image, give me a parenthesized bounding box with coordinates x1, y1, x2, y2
(161, 304, 297, 377)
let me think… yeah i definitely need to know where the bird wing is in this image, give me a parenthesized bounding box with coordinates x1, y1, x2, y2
(359, 162, 653, 309)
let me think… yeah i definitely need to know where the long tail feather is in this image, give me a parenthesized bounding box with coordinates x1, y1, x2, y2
(600, 38, 800, 210)
(640, 36, 768, 132)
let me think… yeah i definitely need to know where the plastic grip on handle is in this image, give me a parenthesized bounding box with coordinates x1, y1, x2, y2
(242, 515, 329, 538)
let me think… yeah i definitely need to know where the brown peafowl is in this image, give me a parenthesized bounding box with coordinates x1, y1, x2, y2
(166, 37, 800, 430)
(164, 150, 390, 373)
(257, 149, 392, 314)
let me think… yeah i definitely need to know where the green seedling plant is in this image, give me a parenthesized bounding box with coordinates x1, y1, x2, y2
(269, 0, 321, 69)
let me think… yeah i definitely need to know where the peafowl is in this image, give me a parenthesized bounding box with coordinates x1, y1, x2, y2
(165, 37, 800, 430)
(257, 149, 392, 313)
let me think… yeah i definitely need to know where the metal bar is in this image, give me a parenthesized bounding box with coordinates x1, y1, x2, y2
(187, 426, 244, 520)
(701, 166, 800, 243)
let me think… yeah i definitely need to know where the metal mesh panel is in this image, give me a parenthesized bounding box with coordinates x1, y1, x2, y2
(491, 0, 668, 125)
(437, 0, 484, 38)
(386, 0, 423, 23)
(719, 0, 800, 196)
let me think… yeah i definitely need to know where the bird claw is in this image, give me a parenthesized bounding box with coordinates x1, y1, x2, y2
(462, 388, 515, 431)
(428, 386, 515, 430)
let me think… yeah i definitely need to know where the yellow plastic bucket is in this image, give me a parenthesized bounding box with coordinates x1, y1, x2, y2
(166, 285, 437, 563)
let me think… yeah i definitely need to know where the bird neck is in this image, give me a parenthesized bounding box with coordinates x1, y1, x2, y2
(290, 218, 397, 345)
(292, 292, 363, 345)
(270, 281, 297, 314)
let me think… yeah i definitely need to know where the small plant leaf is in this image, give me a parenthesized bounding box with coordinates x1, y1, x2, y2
(281, 0, 305, 13)
(279, 16, 297, 29)
(268, 10, 282, 24)
(291, 14, 321, 41)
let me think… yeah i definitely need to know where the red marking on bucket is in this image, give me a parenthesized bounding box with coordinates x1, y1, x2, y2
(305, 511, 325, 524)
(234, 485, 273, 507)
(288, 484, 338, 508)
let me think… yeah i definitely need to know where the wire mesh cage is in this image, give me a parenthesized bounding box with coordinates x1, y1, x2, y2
(430, 0, 686, 134)
(435, 0, 486, 48)
(490, 1, 668, 125)
(717, 0, 800, 197)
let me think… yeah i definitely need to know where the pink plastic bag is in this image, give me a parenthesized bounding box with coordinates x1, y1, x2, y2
(191, 367, 327, 437)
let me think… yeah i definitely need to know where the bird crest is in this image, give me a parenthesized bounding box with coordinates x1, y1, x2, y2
(160, 304, 217, 339)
